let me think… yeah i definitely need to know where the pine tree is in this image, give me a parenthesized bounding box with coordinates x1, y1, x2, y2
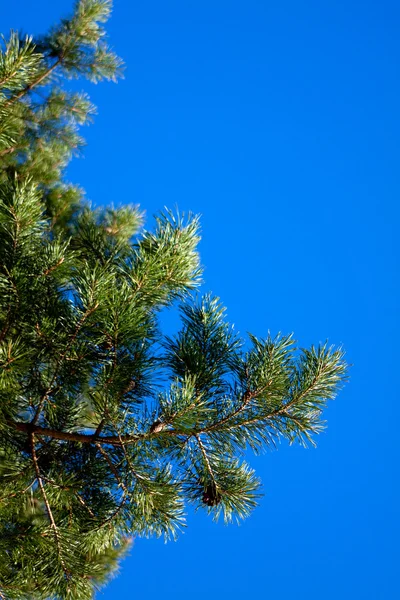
(0, 2, 347, 598)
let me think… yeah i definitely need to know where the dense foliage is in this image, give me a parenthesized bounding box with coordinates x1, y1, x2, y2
(0, 2, 347, 598)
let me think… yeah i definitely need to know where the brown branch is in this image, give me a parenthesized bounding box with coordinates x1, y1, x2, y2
(7, 413, 200, 448)
(93, 417, 107, 438)
(41, 257, 64, 277)
(11, 420, 138, 445)
(0, 146, 17, 157)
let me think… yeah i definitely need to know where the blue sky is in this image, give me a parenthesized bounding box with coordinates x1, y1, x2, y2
(2, 1, 399, 598)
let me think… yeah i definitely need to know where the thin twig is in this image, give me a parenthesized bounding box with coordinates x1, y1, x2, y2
(40, 474, 96, 519)
(95, 442, 130, 527)
(95, 443, 128, 494)
(195, 434, 215, 481)
(30, 432, 69, 576)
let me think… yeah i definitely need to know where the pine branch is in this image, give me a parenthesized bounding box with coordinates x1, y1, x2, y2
(97, 495, 128, 530)
(201, 389, 255, 433)
(39, 473, 97, 519)
(93, 333, 119, 438)
(31, 303, 98, 425)
(4, 58, 61, 107)
(0, 146, 17, 156)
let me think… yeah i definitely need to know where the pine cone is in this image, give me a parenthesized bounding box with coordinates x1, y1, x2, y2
(202, 483, 221, 506)
(149, 420, 164, 433)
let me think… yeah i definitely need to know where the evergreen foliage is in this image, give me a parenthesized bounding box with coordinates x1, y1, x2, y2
(0, 2, 347, 598)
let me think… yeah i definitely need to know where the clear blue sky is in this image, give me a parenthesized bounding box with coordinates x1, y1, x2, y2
(2, 1, 399, 598)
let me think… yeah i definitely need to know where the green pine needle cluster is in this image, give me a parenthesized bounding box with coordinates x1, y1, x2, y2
(0, 2, 348, 599)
